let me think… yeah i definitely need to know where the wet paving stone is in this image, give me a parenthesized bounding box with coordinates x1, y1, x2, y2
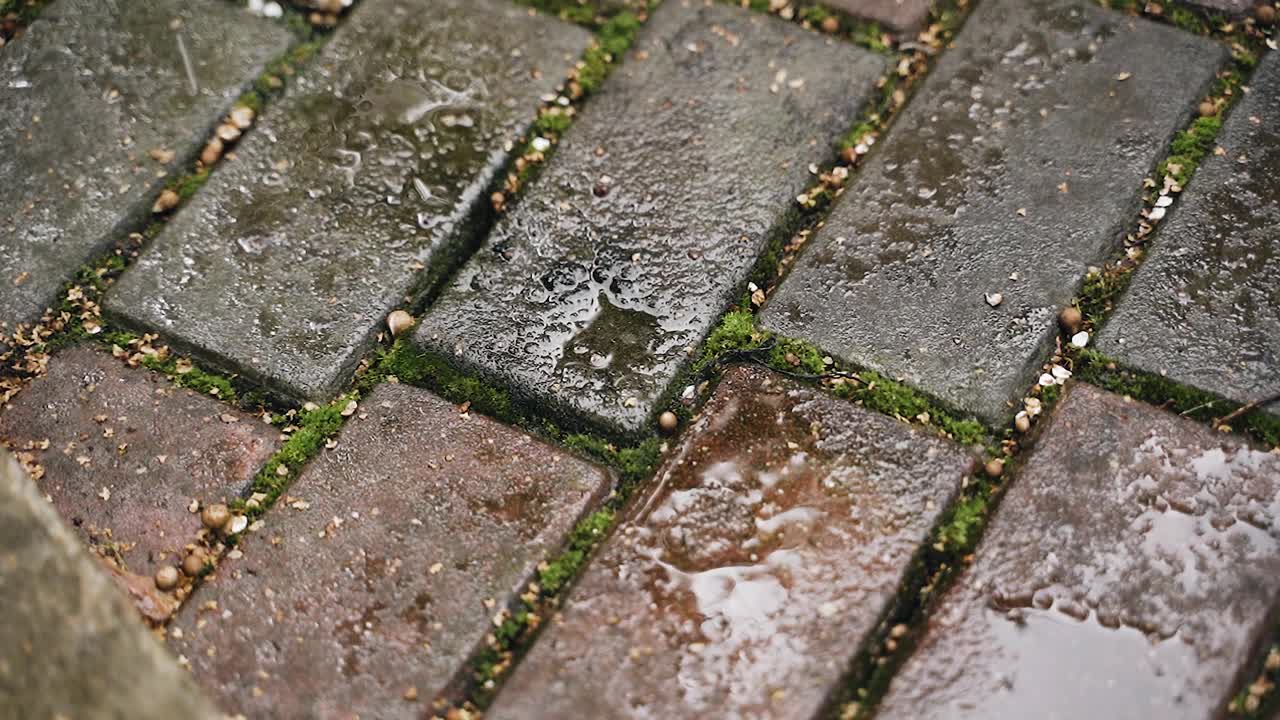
(0, 448, 220, 720)
(824, 0, 931, 33)
(876, 383, 1280, 720)
(760, 0, 1227, 424)
(0, 346, 278, 602)
(169, 382, 612, 719)
(1096, 52, 1280, 417)
(106, 0, 591, 402)
(0, 0, 289, 334)
(414, 2, 886, 437)
(487, 366, 974, 720)
(1186, 0, 1256, 14)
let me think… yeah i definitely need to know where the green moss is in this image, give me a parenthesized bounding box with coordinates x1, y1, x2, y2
(239, 393, 354, 514)
(693, 310, 765, 371)
(358, 340, 513, 419)
(577, 11, 642, 94)
(138, 354, 239, 404)
(537, 509, 614, 594)
(168, 168, 211, 200)
(1159, 115, 1223, 186)
(936, 489, 989, 551)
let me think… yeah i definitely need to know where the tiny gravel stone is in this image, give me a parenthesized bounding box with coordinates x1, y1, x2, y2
(151, 189, 180, 214)
(1058, 306, 1083, 333)
(201, 503, 231, 530)
(154, 566, 180, 591)
(387, 310, 414, 337)
(1071, 331, 1090, 348)
(657, 411, 678, 434)
(985, 292, 1003, 308)
(182, 551, 207, 577)
(229, 105, 255, 129)
(200, 138, 224, 166)
(984, 458, 1005, 478)
(1014, 414, 1032, 434)
(1199, 101, 1217, 117)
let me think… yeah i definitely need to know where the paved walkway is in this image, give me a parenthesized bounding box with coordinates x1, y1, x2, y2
(2, 0, 1279, 718)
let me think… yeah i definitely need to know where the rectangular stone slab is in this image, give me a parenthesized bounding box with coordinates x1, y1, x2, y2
(0, 0, 289, 333)
(486, 366, 974, 719)
(168, 382, 613, 718)
(876, 383, 1280, 720)
(0, 449, 220, 720)
(760, 0, 1227, 424)
(1096, 52, 1280, 417)
(414, 2, 887, 437)
(106, 0, 592, 401)
(824, 0, 931, 33)
(0, 346, 279, 621)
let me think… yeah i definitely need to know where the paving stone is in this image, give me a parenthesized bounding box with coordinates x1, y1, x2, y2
(1186, 0, 1256, 14)
(106, 0, 591, 402)
(487, 366, 974, 719)
(415, 2, 886, 437)
(1096, 52, 1280, 417)
(824, 0, 932, 33)
(169, 382, 613, 718)
(876, 383, 1280, 720)
(760, 0, 1227, 424)
(0, 346, 278, 596)
(0, 448, 220, 720)
(0, 0, 289, 333)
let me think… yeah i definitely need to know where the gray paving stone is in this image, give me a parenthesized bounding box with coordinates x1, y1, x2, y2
(0, 0, 289, 333)
(1187, 0, 1255, 14)
(415, 2, 885, 437)
(0, 346, 278, 612)
(0, 448, 219, 720)
(1096, 52, 1280, 417)
(824, 0, 931, 33)
(169, 382, 613, 719)
(876, 383, 1280, 720)
(760, 0, 1227, 424)
(488, 366, 974, 720)
(106, 0, 591, 402)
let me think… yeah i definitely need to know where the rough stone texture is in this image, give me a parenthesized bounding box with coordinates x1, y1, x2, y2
(0, 0, 289, 332)
(1097, 52, 1280, 417)
(0, 346, 278, 585)
(415, 2, 885, 436)
(1185, 0, 1255, 14)
(488, 366, 974, 720)
(761, 0, 1226, 424)
(825, 0, 932, 32)
(170, 382, 613, 719)
(107, 0, 591, 402)
(0, 448, 220, 720)
(877, 383, 1280, 720)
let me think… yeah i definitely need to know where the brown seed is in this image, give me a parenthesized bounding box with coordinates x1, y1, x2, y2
(182, 550, 207, 577)
(229, 105, 255, 130)
(200, 137, 224, 166)
(151, 189, 180, 214)
(154, 565, 180, 591)
(491, 191, 506, 211)
(984, 458, 1005, 479)
(215, 123, 241, 143)
(1198, 101, 1216, 118)
(820, 15, 839, 33)
(403, 686, 419, 702)
(1014, 415, 1031, 434)
(658, 411, 678, 434)
(1058, 306, 1083, 333)
(1257, 4, 1276, 24)
(840, 146, 857, 163)
(387, 309, 414, 337)
(201, 503, 231, 530)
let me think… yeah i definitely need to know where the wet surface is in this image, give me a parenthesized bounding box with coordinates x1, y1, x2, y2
(0, 448, 219, 720)
(414, 1, 886, 437)
(760, 0, 1226, 424)
(1184, 0, 1255, 13)
(1097, 52, 1280, 417)
(823, 0, 932, 33)
(106, 0, 590, 401)
(0, 0, 289, 333)
(876, 383, 1280, 720)
(169, 383, 612, 719)
(487, 366, 974, 720)
(0, 346, 278, 583)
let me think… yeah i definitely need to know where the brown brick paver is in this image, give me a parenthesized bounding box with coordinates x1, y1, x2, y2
(487, 366, 974, 719)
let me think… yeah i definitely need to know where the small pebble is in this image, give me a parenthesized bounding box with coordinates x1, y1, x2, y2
(230, 105, 256, 130)
(984, 292, 1003, 308)
(154, 565, 180, 591)
(820, 15, 839, 33)
(1014, 414, 1031, 434)
(182, 550, 207, 577)
(152, 189, 180, 214)
(200, 138, 224, 166)
(1198, 101, 1216, 118)
(658, 411, 678, 434)
(201, 503, 231, 530)
(984, 458, 1005, 478)
(1070, 331, 1089, 349)
(1258, 4, 1276, 24)
(1058, 306, 1082, 333)
(387, 309, 414, 337)
(215, 123, 241, 143)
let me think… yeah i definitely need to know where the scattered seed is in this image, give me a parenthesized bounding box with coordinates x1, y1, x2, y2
(229, 105, 255, 130)
(1015, 413, 1032, 434)
(1258, 5, 1276, 25)
(148, 148, 175, 164)
(182, 550, 207, 577)
(200, 138, 224, 166)
(154, 566, 181, 591)
(984, 458, 1005, 478)
(1070, 331, 1089, 348)
(387, 310, 414, 337)
(1058, 306, 1083, 333)
(984, 292, 1003, 308)
(658, 411, 678, 434)
(215, 123, 241, 143)
(152, 189, 180, 214)
(201, 503, 231, 530)
(340, 400, 358, 417)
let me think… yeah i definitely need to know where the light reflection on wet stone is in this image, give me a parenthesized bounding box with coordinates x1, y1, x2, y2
(876, 383, 1280, 720)
(487, 366, 973, 719)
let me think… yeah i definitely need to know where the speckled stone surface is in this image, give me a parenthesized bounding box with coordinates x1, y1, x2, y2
(876, 383, 1280, 720)
(169, 383, 613, 719)
(1185, 0, 1256, 14)
(0, 346, 277, 584)
(107, 0, 590, 402)
(761, 0, 1226, 424)
(825, 0, 931, 32)
(415, 1, 886, 437)
(0, 449, 220, 720)
(0, 0, 289, 333)
(1097, 52, 1280, 417)
(487, 366, 974, 720)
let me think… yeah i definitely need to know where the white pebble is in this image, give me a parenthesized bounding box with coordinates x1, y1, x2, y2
(985, 292, 1004, 308)
(1038, 373, 1055, 387)
(1071, 331, 1090, 348)
(531, 137, 551, 152)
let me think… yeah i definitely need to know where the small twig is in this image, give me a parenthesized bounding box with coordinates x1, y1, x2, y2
(1213, 393, 1280, 428)
(1179, 399, 1220, 417)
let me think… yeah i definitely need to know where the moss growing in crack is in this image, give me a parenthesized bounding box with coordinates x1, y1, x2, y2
(235, 394, 353, 515)
(537, 508, 614, 595)
(1159, 115, 1223, 186)
(137, 354, 239, 405)
(358, 340, 514, 420)
(577, 11, 642, 94)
